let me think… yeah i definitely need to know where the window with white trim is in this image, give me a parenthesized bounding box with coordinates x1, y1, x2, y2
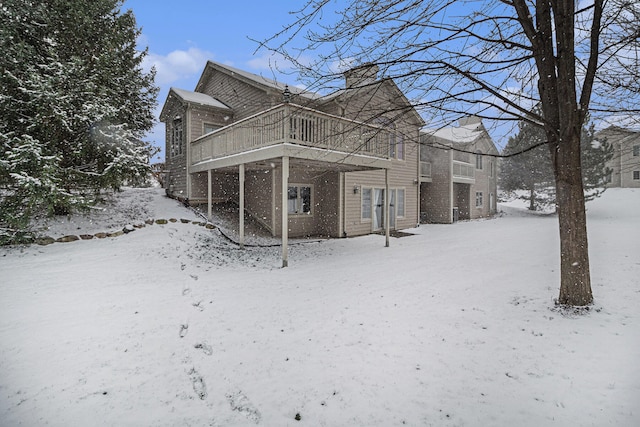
(633, 171, 640, 180)
(171, 117, 183, 157)
(396, 189, 405, 217)
(361, 187, 372, 220)
(475, 152, 483, 169)
(475, 191, 483, 207)
(288, 185, 312, 215)
(633, 145, 640, 156)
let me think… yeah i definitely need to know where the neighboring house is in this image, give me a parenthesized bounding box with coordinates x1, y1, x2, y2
(419, 117, 499, 223)
(160, 61, 424, 264)
(596, 126, 640, 188)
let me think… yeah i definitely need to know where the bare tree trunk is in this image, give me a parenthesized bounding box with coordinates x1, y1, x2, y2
(529, 187, 535, 211)
(553, 131, 593, 306)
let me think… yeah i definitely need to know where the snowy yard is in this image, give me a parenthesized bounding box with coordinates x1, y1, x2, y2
(1, 187, 638, 426)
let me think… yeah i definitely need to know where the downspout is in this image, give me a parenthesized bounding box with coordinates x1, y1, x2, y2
(339, 172, 345, 237)
(186, 105, 192, 200)
(449, 145, 454, 223)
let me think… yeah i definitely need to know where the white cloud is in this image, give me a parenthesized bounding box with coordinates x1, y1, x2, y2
(143, 47, 214, 85)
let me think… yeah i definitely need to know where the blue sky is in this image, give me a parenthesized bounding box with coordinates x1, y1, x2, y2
(123, 1, 304, 161)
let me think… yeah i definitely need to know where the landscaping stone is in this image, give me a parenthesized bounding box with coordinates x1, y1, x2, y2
(155, 219, 168, 224)
(79, 234, 94, 240)
(56, 235, 80, 243)
(36, 237, 56, 246)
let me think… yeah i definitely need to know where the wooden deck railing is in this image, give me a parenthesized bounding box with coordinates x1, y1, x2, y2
(190, 103, 391, 165)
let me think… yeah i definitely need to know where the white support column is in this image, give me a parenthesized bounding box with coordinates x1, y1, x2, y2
(239, 163, 245, 249)
(207, 169, 212, 221)
(281, 156, 290, 268)
(385, 168, 390, 248)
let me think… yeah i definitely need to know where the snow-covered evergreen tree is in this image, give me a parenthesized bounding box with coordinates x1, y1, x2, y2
(0, 0, 158, 242)
(500, 113, 555, 211)
(500, 112, 613, 211)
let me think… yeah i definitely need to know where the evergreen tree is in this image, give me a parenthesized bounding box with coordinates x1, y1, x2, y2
(500, 114, 613, 210)
(500, 116, 555, 211)
(0, 0, 158, 242)
(581, 122, 614, 202)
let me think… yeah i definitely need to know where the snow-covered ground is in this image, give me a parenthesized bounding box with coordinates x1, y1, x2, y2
(1, 187, 638, 426)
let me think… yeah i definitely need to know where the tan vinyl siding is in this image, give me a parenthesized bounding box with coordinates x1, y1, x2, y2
(344, 133, 420, 236)
(420, 147, 452, 223)
(269, 167, 341, 237)
(245, 170, 275, 233)
(200, 72, 281, 121)
(165, 115, 188, 198)
(316, 172, 341, 236)
(188, 105, 231, 141)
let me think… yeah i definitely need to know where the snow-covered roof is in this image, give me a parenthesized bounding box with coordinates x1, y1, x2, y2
(204, 61, 320, 100)
(422, 122, 484, 144)
(170, 88, 231, 110)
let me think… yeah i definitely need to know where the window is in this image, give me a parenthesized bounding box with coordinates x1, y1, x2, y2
(171, 118, 183, 157)
(633, 145, 640, 157)
(475, 191, 483, 207)
(361, 188, 372, 220)
(389, 133, 396, 158)
(489, 160, 494, 177)
(203, 123, 221, 134)
(475, 152, 483, 169)
(287, 185, 312, 215)
(387, 133, 405, 160)
(396, 189, 405, 217)
(634, 171, 640, 180)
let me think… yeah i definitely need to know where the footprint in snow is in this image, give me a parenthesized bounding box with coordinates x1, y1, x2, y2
(226, 390, 261, 424)
(194, 342, 213, 355)
(179, 323, 189, 338)
(188, 368, 207, 400)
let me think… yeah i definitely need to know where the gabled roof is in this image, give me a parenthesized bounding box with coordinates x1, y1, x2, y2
(422, 117, 499, 154)
(159, 87, 230, 122)
(171, 88, 231, 110)
(196, 61, 321, 100)
(423, 123, 484, 144)
(596, 125, 640, 145)
(318, 78, 426, 127)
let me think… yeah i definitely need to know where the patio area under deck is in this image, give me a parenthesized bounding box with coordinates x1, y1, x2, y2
(188, 103, 395, 267)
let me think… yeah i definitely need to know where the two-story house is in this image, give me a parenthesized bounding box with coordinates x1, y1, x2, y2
(160, 61, 424, 265)
(596, 126, 640, 188)
(419, 117, 499, 223)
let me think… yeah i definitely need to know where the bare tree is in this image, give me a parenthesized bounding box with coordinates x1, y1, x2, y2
(261, 0, 640, 306)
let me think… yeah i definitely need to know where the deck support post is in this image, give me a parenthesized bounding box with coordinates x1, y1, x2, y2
(207, 169, 212, 221)
(239, 163, 245, 249)
(385, 168, 390, 248)
(281, 156, 289, 267)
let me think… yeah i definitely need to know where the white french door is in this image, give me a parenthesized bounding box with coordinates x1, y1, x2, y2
(372, 188, 395, 231)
